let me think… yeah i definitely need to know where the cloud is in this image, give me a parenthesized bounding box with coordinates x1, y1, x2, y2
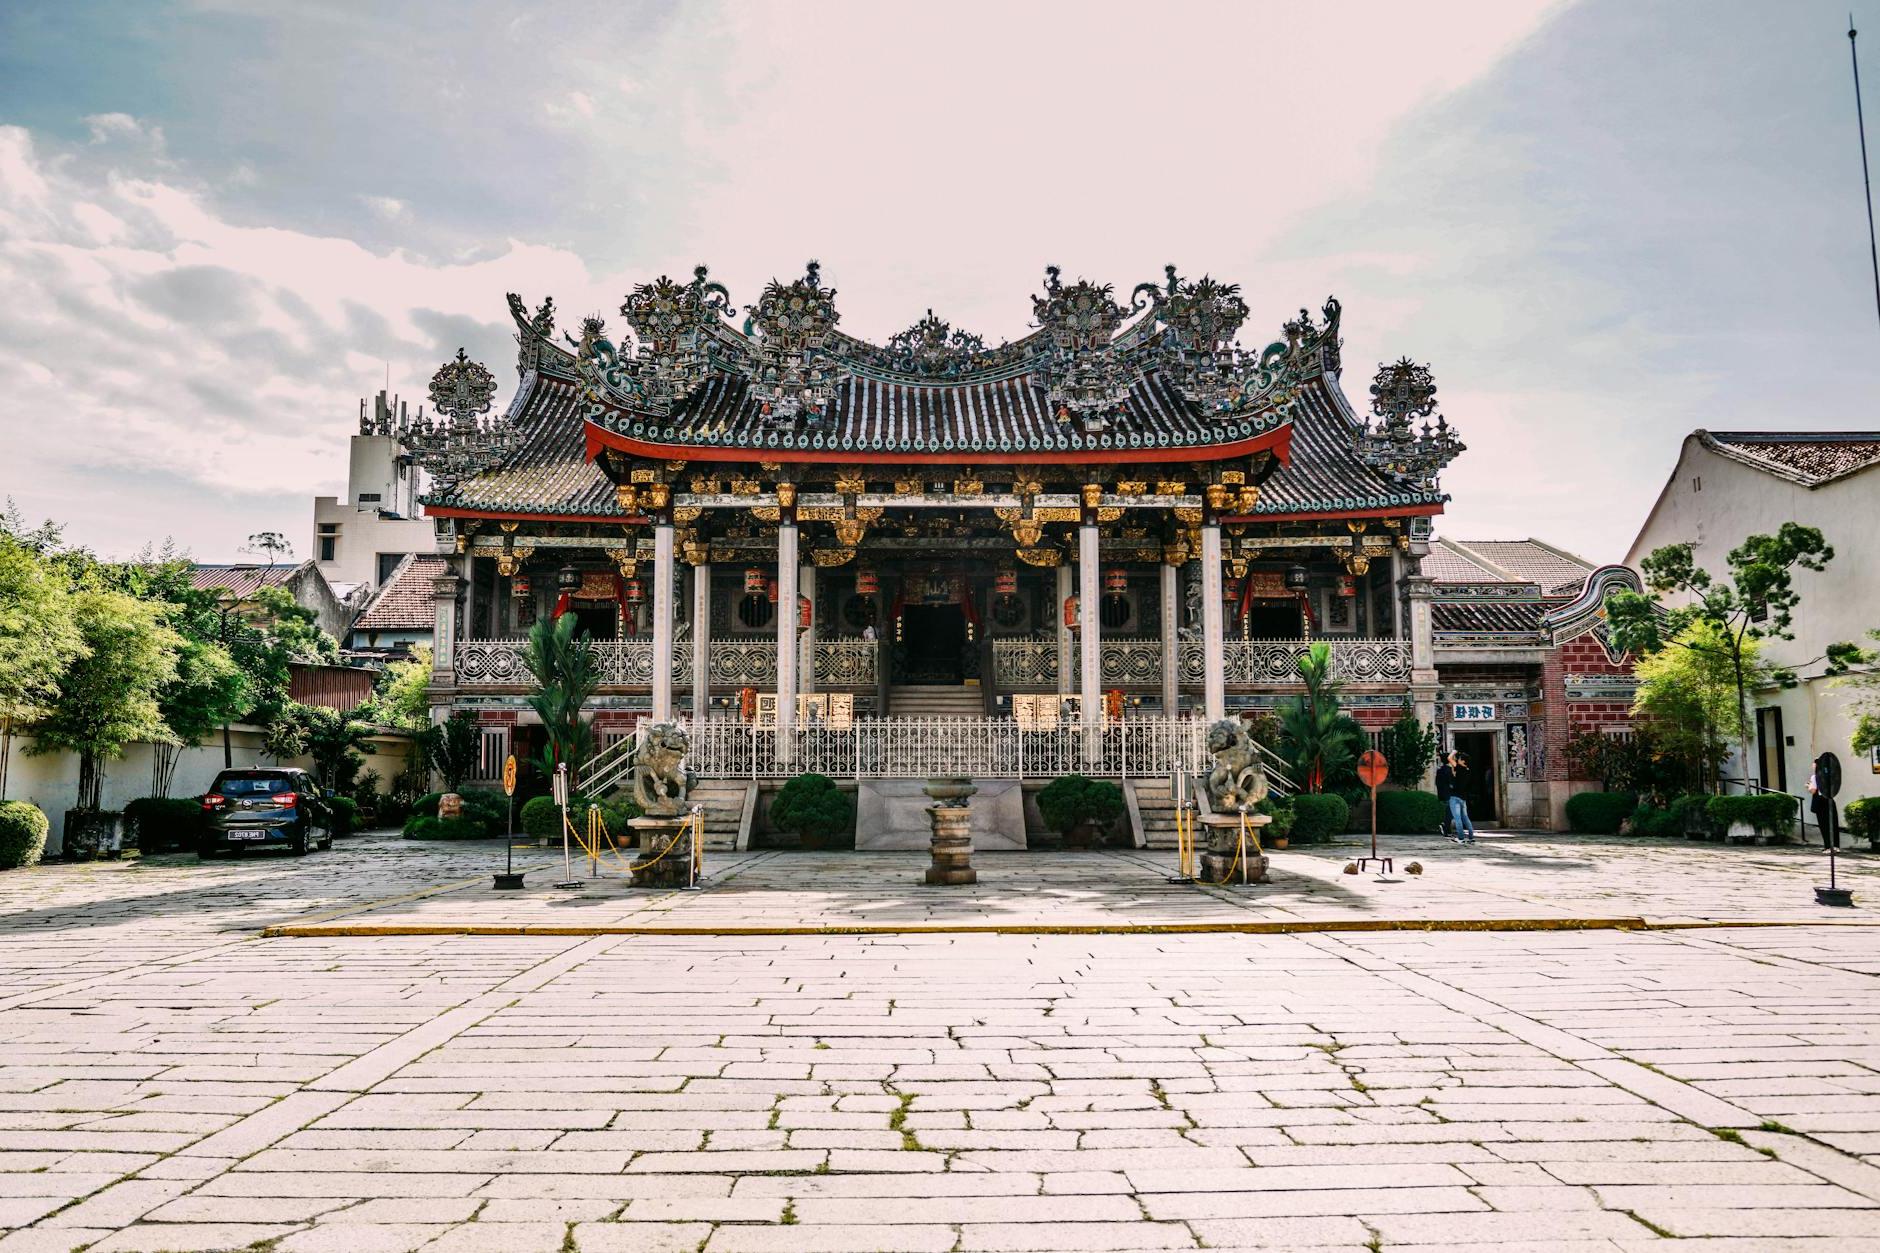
(359, 195, 410, 222)
(0, 123, 622, 559)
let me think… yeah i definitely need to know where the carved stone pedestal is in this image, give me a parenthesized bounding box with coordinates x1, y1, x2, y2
(628, 817, 694, 889)
(1199, 812, 1269, 885)
(923, 777, 977, 886)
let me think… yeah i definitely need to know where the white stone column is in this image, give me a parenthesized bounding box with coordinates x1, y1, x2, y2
(461, 553, 477, 642)
(1201, 522, 1226, 722)
(1160, 559, 1179, 716)
(1405, 569, 1439, 787)
(799, 564, 817, 698)
(1055, 565, 1074, 696)
(776, 521, 799, 761)
(1079, 523, 1102, 767)
(651, 522, 675, 721)
(692, 563, 712, 720)
(430, 568, 461, 689)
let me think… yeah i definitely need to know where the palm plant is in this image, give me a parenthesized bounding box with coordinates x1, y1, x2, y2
(523, 613, 599, 784)
(1276, 641, 1359, 793)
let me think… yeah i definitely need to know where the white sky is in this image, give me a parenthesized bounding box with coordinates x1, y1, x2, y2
(1, 0, 1876, 563)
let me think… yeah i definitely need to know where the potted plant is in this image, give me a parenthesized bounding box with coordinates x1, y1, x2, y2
(769, 773, 854, 850)
(1256, 795, 1296, 849)
(1037, 775, 1125, 848)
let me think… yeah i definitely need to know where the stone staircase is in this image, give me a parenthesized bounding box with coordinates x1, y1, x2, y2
(689, 780, 754, 850)
(886, 685, 987, 718)
(1129, 775, 1186, 849)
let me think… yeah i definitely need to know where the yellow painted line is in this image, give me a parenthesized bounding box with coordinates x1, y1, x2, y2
(272, 861, 561, 931)
(263, 916, 1660, 939)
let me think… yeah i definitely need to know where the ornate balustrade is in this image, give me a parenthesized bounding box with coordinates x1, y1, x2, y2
(454, 638, 876, 688)
(682, 715, 1208, 780)
(1177, 638, 1411, 686)
(992, 637, 1165, 687)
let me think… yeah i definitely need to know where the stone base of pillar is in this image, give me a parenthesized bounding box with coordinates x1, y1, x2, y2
(627, 817, 694, 889)
(1200, 813, 1270, 885)
(923, 777, 977, 886)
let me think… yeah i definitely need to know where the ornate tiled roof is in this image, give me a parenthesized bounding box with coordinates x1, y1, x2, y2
(353, 554, 448, 631)
(420, 269, 1461, 520)
(1700, 430, 1880, 486)
(1432, 601, 1545, 635)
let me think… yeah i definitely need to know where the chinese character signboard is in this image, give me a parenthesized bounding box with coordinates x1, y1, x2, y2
(1451, 703, 1496, 722)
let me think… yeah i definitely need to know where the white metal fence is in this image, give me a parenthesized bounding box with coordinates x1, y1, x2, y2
(679, 715, 1209, 780)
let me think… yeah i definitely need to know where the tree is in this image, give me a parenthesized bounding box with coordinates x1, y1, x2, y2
(26, 591, 180, 812)
(1276, 642, 1360, 793)
(524, 613, 599, 783)
(0, 534, 85, 799)
(426, 711, 482, 792)
(1608, 523, 1833, 772)
(1628, 620, 1763, 792)
(366, 645, 433, 731)
(1827, 628, 1880, 758)
(1378, 699, 1438, 788)
(152, 637, 249, 796)
(269, 703, 374, 792)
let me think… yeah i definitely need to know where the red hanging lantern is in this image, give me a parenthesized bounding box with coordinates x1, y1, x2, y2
(1103, 567, 1128, 595)
(799, 595, 813, 629)
(623, 578, 645, 604)
(856, 569, 879, 596)
(744, 567, 766, 594)
(1064, 595, 1080, 629)
(994, 568, 1019, 596)
(766, 577, 779, 604)
(511, 575, 531, 599)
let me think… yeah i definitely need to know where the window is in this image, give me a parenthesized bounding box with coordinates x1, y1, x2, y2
(377, 552, 404, 585)
(1692, 476, 1702, 492)
(316, 523, 339, 562)
(357, 492, 382, 504)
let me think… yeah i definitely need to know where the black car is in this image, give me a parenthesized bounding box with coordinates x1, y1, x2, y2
(199, 767, 335, 858)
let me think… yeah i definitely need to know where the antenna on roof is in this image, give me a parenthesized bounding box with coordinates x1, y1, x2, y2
(1853, 16, 1880, 329)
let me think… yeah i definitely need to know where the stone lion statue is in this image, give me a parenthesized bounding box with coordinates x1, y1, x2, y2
(1205, 718, 1269, 813)
(632, 722, 694, 817)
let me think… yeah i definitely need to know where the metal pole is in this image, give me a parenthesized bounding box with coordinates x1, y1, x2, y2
(1855, 18, 1880, 328)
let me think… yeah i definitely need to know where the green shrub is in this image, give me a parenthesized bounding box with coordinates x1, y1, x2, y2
(403, 815, 490, 841)
(1627, 794, 1708, 838)
(1036, 775, 1125, 838)
(373, 796, 411, 828)
(122, 797, 202, 854)
(520, 794, 562, 840)
(1565, 791, 1637, 834)
(404, 789, 507, 839)
(1845, 796, 1879, 846)
(0, 801, 50, 869)
(1290, 793, 1349, 844)
(1373, 789, 1445, 835)
(1254, 795, 1295, 841)
(769, 774, 855, 842)
(1707, 793, 1797, 837)
(326, 796, 359, 836)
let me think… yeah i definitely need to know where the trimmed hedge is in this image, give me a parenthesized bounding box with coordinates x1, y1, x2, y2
(404, 816, 491, 841)
(123, 797, 202, 854)
(1036, 774, 1125, 839)
(328, 796, 359, 836)
(0, 801, 49, 870)
(1291, 793, 1349, 844)
(1374, 789, 1445, 835)
(1707, 793, 1797, 837)
(1627, 794, 1708, 838)
(516, 792, 640, 841)
(770, 774, 856, 843)
(1565, 791, 1637, 835)
(1846, 796, 1878, 847)
(404, 789, 508, 840)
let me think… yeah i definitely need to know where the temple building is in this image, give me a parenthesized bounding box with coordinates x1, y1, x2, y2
(386, 263, 1638, 837)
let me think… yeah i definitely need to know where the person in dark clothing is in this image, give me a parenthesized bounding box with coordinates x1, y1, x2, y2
(1436, 752, 1476, 844)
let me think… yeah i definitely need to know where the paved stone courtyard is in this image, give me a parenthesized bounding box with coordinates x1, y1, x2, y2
(2, 833, 1878, 1251)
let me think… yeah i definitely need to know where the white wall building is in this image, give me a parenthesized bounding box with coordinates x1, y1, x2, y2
(1625, 430, 1880, 811)
(311, 390, 435, 602)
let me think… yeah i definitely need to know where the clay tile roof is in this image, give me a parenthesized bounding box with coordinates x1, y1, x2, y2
(1702, 431, 1880, 485)
(1447, 539, 1593, 591)
(353, 555, 447, 631)
(190, 562, 305, 599)
(1422, 539, 1507, 583)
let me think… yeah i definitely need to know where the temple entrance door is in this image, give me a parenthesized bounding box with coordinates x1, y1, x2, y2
(1244, 598, 1304, 638)
(899, 605, 967, 684)
(1451, 730, 1499, 825)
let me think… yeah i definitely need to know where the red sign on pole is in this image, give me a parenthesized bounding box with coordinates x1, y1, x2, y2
(1357, 750, 1389, 790)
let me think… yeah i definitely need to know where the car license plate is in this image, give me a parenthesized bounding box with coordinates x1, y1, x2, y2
(227, 831, 266, 840)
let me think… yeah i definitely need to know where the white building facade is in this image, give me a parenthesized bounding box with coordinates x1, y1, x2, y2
(1625, 430, 1880, 808)
(311, 390, 435, 601)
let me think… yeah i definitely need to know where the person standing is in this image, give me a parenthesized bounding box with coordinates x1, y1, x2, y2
(1437, 751, 1476, 845)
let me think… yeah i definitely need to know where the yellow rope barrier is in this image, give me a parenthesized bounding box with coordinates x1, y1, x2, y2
(558, 803, 705, 887)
